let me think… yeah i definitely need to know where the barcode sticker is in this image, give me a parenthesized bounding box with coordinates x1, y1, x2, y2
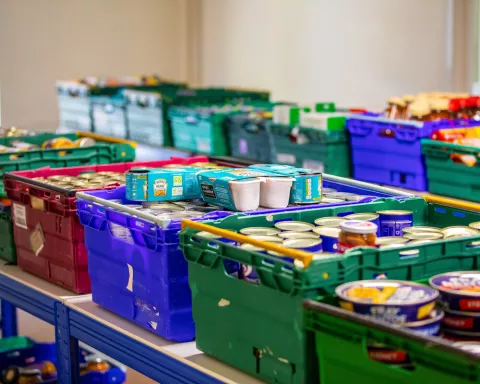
(13, 203, 27, 229)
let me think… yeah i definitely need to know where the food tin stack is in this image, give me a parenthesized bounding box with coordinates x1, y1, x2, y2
(423, 126, 480, 201)
(180, 195, 480, 383)
(347, 93, 480, 191)
(269, 103, 351, 175)
(0, 132, 135, 264)
(76, 164, 410, 342)
(0, 336, 126, 384)
(2, 156, 218, 292)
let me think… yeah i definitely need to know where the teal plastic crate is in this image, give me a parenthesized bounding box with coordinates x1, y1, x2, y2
(270, 123, 350, 176)
(180, 196, 480, 384)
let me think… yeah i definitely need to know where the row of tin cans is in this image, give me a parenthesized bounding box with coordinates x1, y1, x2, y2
(32, 171, 126, 191)
(0, 137, 97, 153)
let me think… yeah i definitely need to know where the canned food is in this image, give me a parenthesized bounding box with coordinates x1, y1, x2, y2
(320, 197, 346, 204)
(74, 137, 96, 147)
(312, 226, 340, 252)
(442, 226, 479, 239)
(77, 173, 97, 180)
(376, 210, 413, 237)
(336, 280, 438, 324)
(238, 244, 262, 283)
(323, 192, 356, 199)
(282, 238, 322, 252)
(404, 308, 444, 336)
(240, 227, 280, 236)
(402, 226, 442, 234)
(96, 171, 117, 176)
(469, 222, 480, 231)
(322, 188, 337, 194)
(47, 175, 70, 181)
(453, 341, 480, 354)
(375, 236, 409, 246)
(442, 307, 480, 333)
(338, 220, 377, 253)
(248, 235, 283, 243)
(444, 329, 480, 340)
(403, 231, 444, 241)
(407, 239, 435, 246)
(148, 203, 184, 212)
(277, 231, 320, 240)
(430, 271, 480, 312)
(314, 217, 345, 227)
(85, 356, 110, 372)
(42, 137, 75, 149)
(274, 221, 315, 232)
(344, 195, 367, 202)
(345, 213, 380, 234)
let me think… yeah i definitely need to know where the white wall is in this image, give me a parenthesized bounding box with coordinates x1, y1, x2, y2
(200, 0, 451, 109)
(0, 0, 187, 130)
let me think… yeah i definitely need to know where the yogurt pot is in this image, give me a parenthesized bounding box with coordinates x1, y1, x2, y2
(229, 178, 263, 211)
(313, 226, 340, 253)
(404, 308, 444, 336)
(283, 238, 323, 253)
(442, 308, 480, 333)
(259, 177, 295, 208)
(430, 271, 480, 312)
(336, 280, 439, 325)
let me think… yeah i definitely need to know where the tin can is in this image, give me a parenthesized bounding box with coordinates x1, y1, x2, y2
(283, 238, 322, 252)
(453, 341, 480, 354)
(403, 231, 444, 241)
(443, 329, 480, 340)
(376, 210, 413, 237)
(323, 192, 356, 200)
(402, 226, 442, 235)
(375, 236, 409, 246)
(345, 213, 380, 235)
(47, 175, 70, 182)
(469, 222, 480, 231)
(442, 308, 480, 334)
(274, 221, 315, 232)
(344, 195, 367, 202)
(430, 271, 480, 312)
(312, 227, 340, 252)
(442, 226, 479, 239)
(248, 235, 282, 243)
(336, 280, 439, 324)
(407, 239, 435, 246)
(314, 217, 345, 227)
(239, 244, 263, 284)
(320, 197, 346, 204)
(148, 203, 184, 212)
(74, 137, 96, 147)
(322, 188, 337, 194)
(77, 173, 97, 180)
(240, 227, 280, 236)
(404, 308, 444, 336)
(277, 231, 320, 240)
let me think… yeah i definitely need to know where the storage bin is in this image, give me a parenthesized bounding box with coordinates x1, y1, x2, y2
(76, 177, 409, 341)
(347, 115, 480, 191)
(225, 112, 274, 162)
(3, 156, 213, 290)
(0, 336, 126, 384)
(303, 285, 480, 383)
(423, 138, 480, 202)
(180, 196, 480, 384)
(270, 123, 350, 175)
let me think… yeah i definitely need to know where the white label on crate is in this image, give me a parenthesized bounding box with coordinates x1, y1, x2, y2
(13, 203, 28, 229)
(126, 263, 134, 292)
(30, 223, 45, 257)
(276, 153, 296, 164)
(109, 222, 134, 244)
(303, 159, 325, 172)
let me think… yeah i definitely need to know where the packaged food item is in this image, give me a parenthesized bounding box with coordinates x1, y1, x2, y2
(402, 94, 415, 119)
(404, 308, 444, 336)
(338, 220, 377, 253)
(249, 235, 283, 243)
(274, 221, 315, 232)
(468, 96, 480, 121)
(367, 343, 411, 366)
(259, 177, 295, 208)
(126, 167, 202, 202)
(345, 213, 380, 235)
(430, 271, 480, 311)
(74, 137, 96, 147)
(453, 341, 480, 354)
(282, 238, 323, 252)
(429, 98, 450, 120)
(41, 137, 75, 149)
(385, 97, 406, 119)
(336, 280, 439, 324)
(312, 226, 340, 252)
(376, 210, 413, 237)
(442, 226, 479, 239)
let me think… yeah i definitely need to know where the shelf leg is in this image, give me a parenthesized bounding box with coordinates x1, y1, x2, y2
(1, 300, 18, 337)
(56, 302, 80, 384)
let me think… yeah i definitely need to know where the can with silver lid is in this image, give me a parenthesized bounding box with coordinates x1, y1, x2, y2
(323, 192, 356, 200)
(283, 238, 322, 253)
(322, 188, 337, 194)
(314, 217, 346, 227)
(402, 226, 442, 235)
(277, 231, 320, 240)
(345, 213, 380, 235)
(375, 236, 409, 246)
(240, 227, 280, 236)
(403, 231, 444, 241)
(274, 221, 315, 232)
(377, 210, 413, 237)
(248, 235, 283, 243)
(442, 226, 479, 239)
(313, 226, 340, 252)
(320, 197, 346, 204)
(469, 222, 480, 231)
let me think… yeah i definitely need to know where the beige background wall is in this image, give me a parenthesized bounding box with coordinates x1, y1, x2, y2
(200, 0, 453, 109)
(0, 0, 188, 130)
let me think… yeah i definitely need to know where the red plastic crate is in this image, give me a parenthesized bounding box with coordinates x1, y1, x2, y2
(5, 155, 217, 293)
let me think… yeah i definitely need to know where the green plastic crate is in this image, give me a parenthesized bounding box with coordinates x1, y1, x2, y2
(180, 197, 480, 384)
(270, 123, 351, 176)
(423, 139, 480, 201)
(0, 205, 15, 263)
(0, 132, 135, 198)
(303, 294, 480, 384)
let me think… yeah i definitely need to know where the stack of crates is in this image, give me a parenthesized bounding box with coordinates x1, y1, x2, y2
(0, 132, 136, 265)
(180, 196, 480, 383)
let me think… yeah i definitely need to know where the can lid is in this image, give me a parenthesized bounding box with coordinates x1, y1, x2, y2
(453, 341, 480, 355)
(442, 226, 479, 238)
(283, 238, 322, 249)
(274, 221, 315, 232)
(278, 231, 320, 239)
(376, 210, 414, 216)
(345, 213, 379, 221)
(197, 231, 221, 239)
(313, 226, 341, 238)
(240, 227, 280, 236)
(402, 226, 442, 234)
(340, 220, 378, 234)
(248, 235, 283, 243)
(403, 231, 444, 240)
(314, 217, 346, 227)
(469, 222, 480, 231)
(430, 271, 480, 296)
(376, 236, 409, 246)
(240, 243, 264, 252)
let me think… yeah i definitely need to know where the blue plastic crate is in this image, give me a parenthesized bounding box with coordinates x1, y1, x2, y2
(347, 115, 480, 191)
(0, 336, 125, 383)
(75, 179, 410, 342)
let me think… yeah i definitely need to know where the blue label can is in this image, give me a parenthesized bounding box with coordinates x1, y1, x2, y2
(312, 227, 340, 253)
(376, 210, 413, 237)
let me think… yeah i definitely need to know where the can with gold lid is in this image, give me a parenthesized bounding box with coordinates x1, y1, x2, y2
(402, 226, 442, 235)
(277, 231, 320, 240)
(403, 231, 444, 241)
(375, 236, 409, 246)
(442, 226, 478, 239)
(240, 227, 280, 236)
(314, 217, 345, 228)
(274, 221, 315, 232)
(313, 226, 340, 252)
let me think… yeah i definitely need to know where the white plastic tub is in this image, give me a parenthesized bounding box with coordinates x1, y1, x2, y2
(229, 178, 264, 211)
(259, 177, 294, 208)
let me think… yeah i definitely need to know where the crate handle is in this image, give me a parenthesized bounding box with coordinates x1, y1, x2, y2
(181, 219, 314, 267)
(423, 195, 480, 212)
